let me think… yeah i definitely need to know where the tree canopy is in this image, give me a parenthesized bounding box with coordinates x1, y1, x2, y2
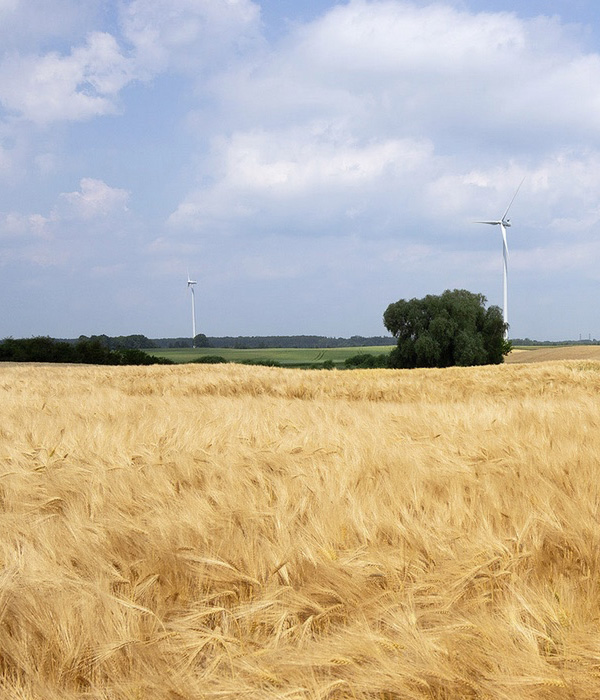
(383, 289, 509, 368)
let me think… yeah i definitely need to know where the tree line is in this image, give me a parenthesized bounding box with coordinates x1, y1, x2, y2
(0, 337, 173, 365)
(56, 334, 395, 349)
(157, 334, 395, 349)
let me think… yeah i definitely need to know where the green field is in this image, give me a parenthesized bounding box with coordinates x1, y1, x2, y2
(145, 345, 395, 366)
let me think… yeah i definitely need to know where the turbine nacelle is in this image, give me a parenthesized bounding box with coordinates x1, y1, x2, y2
(474, 219, 511, 228)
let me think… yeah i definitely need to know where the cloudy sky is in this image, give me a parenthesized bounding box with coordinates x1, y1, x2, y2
(2, 0, 600, 341)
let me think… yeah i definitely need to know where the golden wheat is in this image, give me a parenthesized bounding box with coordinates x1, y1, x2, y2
(1, 360, 600, 698)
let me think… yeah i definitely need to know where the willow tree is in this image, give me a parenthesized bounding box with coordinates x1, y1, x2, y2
(383, 289, 509, 369)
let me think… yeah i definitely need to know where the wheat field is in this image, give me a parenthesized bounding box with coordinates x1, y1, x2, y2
(1, 360, 600, 699)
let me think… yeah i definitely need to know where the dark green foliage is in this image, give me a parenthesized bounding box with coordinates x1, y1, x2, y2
(191, 355, 228, 364)
(383, 289, 508, 369)
(322, 360, 335, 370)
(78, 334, 157, 350)
(76, 339, 119, 364)
(66, 335, 396, 349)
(344, 353, 391, 369)
(0, 336, 77, 363)
(0, 337, 173, 365)
(113, 348, 173, 365)
(157, 335, 394, 349)
(193, 334, 211, 347)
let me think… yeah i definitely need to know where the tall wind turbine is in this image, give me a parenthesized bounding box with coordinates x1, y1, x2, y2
(187, 273, 197, 347)
(476, 177, 524, 337)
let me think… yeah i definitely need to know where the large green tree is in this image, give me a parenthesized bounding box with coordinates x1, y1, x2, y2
(383, 289, 509, 368)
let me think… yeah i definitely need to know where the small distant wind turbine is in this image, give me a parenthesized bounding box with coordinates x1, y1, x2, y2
(187, 273, 197, 347)
(475, 177, 525, 338)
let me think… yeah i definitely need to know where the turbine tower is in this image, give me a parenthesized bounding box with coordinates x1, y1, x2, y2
(475, 178, 524, 338)
(187, 274, 197, 348)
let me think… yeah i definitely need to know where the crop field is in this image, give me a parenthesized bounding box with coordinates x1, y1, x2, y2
(149, 344, 600, 367)
(146, 345, 395, 366)
(2, 359, 600, 698)
(507, 345, 600, 364)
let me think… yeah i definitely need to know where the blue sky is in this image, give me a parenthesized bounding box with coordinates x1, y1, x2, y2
(2, 1, 600, 341)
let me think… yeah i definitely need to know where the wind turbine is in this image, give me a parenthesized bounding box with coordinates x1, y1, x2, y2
(187, 273, 197, 347)
(475, 177, 524, 338)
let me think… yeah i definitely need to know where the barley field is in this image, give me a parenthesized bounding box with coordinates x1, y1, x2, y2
(506, 345, 600, 364)
(1, 360, 600, 699)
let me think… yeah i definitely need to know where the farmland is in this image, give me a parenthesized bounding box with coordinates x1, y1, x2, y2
(148, 343, 600, 367)
(506, 344, 600, 363)
(2, 359, 600, 698)
(146, 345, 395, 366)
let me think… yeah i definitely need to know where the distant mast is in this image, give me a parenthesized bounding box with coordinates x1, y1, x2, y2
(187, 274, 197, 348)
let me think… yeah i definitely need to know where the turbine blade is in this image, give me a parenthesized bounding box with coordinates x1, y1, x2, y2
(501, 176, 525, 222)
(475, 221, 500, 225)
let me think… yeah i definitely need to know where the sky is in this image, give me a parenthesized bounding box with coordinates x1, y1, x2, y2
(2, 1, 600, 341)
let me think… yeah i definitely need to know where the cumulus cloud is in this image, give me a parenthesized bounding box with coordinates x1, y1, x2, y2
(169, 0, 600, 257)
(0, 32, 132, 124)
(58, 178, 130, 220)
(0, 0, 262, 126)
(0, 178, 131, 269)
(223, 129, 429, 190)
(170, 123, 434, 231)
(212, 2, 599, 142)
(0, 211, 50, 239)
(120, 0, 262, 75)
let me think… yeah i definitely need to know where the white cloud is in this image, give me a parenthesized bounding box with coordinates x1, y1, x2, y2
(0, 0, 263, 129)
(58, 178, 130, 220)
(221, 126, 431, 192)
(210, 2, 600, 151)
(169, 1, 600, 250)
(0, 177, 132, 269)
(169, 122, 434, 230)
(213, 4, 582, 133)
(120, 0, 262, 75)
(0, 211, 50, 239)
(0, 32, 132, 124)
(292, 2, 526, 74)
